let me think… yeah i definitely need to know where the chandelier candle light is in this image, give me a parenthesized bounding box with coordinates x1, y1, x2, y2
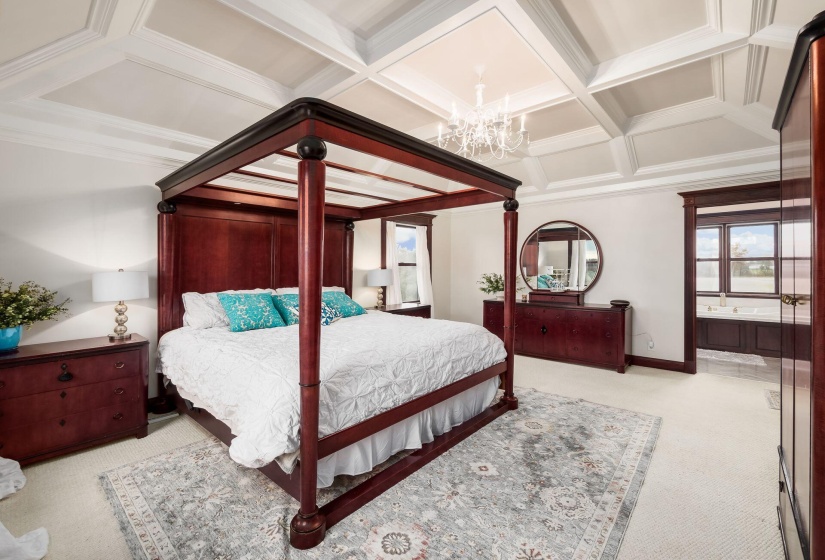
(437, 78, 528, 161)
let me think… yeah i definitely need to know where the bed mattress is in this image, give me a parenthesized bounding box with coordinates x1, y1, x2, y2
(158, 311, 506, 477)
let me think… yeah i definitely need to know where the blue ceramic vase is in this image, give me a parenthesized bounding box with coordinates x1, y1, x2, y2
(0, 325, 22, 353)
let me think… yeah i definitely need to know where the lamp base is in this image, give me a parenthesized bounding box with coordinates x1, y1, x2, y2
(108, 334, 132, 342)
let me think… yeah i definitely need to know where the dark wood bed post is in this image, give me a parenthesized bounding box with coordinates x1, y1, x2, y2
(502, 198, 519, 409)
(290, 136, 328, 549)
(343, 221, 355, 297)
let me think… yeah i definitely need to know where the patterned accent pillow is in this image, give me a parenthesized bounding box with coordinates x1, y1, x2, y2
(322, 291, 366, 318)
(182, 289, 275, 329)
(271, 294, 339, 326)
(216, 293, 286, 332)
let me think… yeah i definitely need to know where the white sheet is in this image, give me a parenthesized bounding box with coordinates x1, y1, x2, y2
(0, 458, 48, 560)
(158, 311, 506, 474)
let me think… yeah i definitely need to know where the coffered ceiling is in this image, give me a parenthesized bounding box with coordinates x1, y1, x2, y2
(0, 0, 818, 204)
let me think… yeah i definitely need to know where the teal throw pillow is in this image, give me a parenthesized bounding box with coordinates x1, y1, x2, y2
(271, 294, 339, 326)
(216, 293, 286, 332)
(322, 291, 366, 318)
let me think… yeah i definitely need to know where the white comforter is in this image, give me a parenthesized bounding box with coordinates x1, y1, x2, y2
(158, 311, 506, 470)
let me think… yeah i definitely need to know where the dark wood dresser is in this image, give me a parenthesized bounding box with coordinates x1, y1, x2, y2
(0, 335, 149, 465)
(484, 299, 631, 373)
(375, 303, 431, 318)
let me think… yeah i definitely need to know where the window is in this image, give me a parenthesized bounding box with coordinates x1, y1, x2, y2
(395, 225, 419, 303)
(696, 221, 778, 296)
(381, 215, 434, 304)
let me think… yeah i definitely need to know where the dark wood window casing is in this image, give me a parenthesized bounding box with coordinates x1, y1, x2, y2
(696, 208, 780, 298)
(380, 214, 435, 304)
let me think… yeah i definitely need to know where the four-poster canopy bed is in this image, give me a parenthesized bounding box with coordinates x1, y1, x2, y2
(154, 98, 521, 549)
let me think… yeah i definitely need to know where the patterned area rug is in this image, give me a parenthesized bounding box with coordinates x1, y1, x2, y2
(697, 349, 767, 366)
(765, 390, 781, 410)
(101, 389, 661, 560)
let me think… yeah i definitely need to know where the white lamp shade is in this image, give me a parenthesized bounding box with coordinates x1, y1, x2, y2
(367, 269, 393, 287)
(92, 271, 149, 302)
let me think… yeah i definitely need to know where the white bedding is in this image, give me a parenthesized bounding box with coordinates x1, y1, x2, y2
(158, 311, 506, 475)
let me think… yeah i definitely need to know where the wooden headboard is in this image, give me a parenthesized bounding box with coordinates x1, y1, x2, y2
(157, 199, 354, 338)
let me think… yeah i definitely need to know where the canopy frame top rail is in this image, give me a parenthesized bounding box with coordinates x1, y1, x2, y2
(155, 98, 521, 219)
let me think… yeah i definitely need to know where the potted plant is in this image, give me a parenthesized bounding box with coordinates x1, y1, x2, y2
(0, 279, 70, 354)
(477, 273, 525, 299)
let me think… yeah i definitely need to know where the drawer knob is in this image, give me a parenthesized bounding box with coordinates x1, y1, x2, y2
(59, 419, 66, 427)
(115, 361, 125, 369)
(605, 333, 612, 338)
(113, 412, 124, 420)
(572, 329, 578, 334)
(58, 364, 74, 382)
(0, 381, 4, 389)
(541, 325, 547, 335)
(114, 387, 125, 395)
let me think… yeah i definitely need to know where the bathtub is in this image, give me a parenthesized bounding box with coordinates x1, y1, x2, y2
(696, 305, 780, 323)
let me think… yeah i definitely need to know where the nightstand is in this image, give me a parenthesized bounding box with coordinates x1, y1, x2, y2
(371, 303, 431, 319)
(0, 335, 149, 465)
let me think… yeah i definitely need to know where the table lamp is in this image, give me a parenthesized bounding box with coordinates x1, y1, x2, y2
(92, 269, 149, 341)
(367, 269, 393, 309)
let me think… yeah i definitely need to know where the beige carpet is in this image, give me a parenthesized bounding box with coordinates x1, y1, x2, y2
(0, 357, 782, 560)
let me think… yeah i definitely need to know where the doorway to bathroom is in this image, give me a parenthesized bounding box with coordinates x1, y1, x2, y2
(694, 201, 781, 384)
(678, 182, 781, 385)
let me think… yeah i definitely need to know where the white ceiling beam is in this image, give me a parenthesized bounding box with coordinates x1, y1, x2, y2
(750, 24, 797, 49)
(217, 0, 367, 71)
(609, 136, 637, 177)
(367, 0, 490, 68)
(625, 99, 735, 135)
(723, 104, 780, 142)
(588, 28, 749, 92)
(125, 32, 292, 107)
(527, 126, 611, 158)
(494, 0, 623, 138)
(520, 156, 549, 189)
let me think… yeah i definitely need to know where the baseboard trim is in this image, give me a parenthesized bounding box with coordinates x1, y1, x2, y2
(629, 355, 689, 373)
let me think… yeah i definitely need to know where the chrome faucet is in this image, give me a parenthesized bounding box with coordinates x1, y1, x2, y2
(720, 293, 727, 307)
(707, 306, 712, 311)
(733, 307, 738, 313)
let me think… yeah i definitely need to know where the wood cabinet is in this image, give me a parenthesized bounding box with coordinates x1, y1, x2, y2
(774, 12, 825, 559)
(375, 303, 431, 319)
(696, 318, 781, 358)
(0, 336, 149, 465)
(483, 300, 631, 373)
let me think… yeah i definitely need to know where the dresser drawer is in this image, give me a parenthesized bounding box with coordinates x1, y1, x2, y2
(0, 401, 143, 461)
(0, 350, 140, 400)
(0, 377, 139, 430)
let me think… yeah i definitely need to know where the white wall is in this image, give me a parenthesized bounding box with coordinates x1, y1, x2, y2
(0, 141, 162, 391)
(448, 190, 686, 362)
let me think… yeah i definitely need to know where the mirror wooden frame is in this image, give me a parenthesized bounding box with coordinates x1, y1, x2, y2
(519, 220, 603, 296)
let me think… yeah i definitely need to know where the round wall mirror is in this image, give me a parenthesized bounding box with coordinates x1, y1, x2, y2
(520, 221, 602, 293)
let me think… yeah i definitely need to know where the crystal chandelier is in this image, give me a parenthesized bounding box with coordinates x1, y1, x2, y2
(436, 78, 528, 162)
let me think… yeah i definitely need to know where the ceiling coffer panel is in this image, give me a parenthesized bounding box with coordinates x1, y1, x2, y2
(595, 58, 715, 118)
(549, 0, 706, 64)
(146, 0, 336, 88)
(43, 60, 272, 140)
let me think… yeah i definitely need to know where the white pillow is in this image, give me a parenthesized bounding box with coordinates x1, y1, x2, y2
(182, 289, 275, 329)
(275, 286, 346, 295)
